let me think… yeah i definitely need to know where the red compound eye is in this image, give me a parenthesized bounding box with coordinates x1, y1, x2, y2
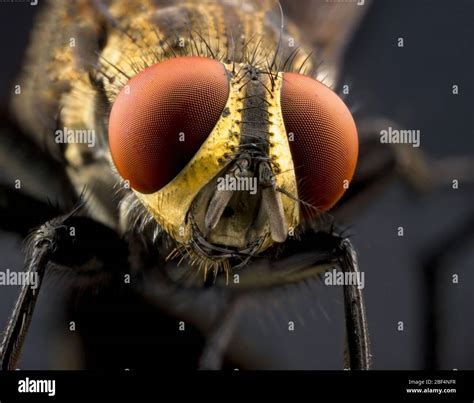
(280, 73, 358, 214)
(108, 56, 229, 193)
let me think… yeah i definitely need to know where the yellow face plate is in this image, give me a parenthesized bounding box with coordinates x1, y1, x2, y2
(133, 64, 300, 253)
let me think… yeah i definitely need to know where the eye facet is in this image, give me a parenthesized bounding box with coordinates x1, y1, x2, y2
(108, 56, 229, 194)
(280, 72, 358, 214)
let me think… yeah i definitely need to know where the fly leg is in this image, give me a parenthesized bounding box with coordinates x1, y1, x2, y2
(339, 238, 371, 370)
(0, 210, 128, 370)
(198, 235, 373, 370)
(198, 296, 248, 370)
(136, 266, 244, 370)
(0, 222, 53, 370)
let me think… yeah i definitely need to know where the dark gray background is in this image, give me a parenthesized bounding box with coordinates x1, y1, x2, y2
(0, 0, 473, 369)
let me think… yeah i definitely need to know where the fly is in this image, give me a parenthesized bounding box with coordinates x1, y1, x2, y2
(0, 0, 374, 370)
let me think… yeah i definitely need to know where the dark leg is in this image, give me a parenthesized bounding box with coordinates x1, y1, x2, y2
(198, 297, 247, 370)
(0, 228, 51, 369)
(0, 211, 128, 370)
(137, 219, 372, 370)
(339, 238, 371, 370)
(198, 236, 373, 370)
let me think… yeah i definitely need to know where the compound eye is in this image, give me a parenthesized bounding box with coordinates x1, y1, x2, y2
(108, 56, 229, 194)
(280, 72, 358, 215)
